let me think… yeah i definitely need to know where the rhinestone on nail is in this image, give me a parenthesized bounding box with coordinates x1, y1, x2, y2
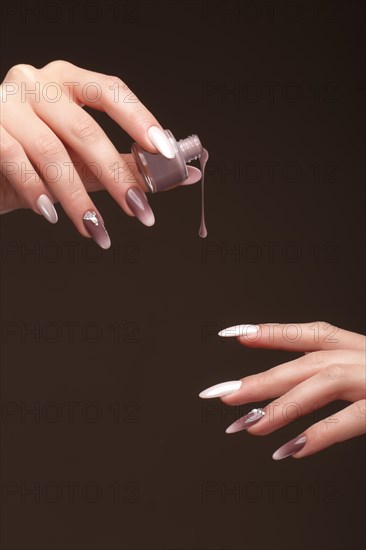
(83, 210, 99, 226)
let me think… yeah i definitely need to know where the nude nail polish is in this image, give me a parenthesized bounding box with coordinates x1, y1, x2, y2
(131, 129, 209, 237)
(226, 408, 266, 434)
(272, 434, 307, 460)
(147, 126, 175, 159)
(219, 324, 260, 337)
(199, 380, 242, 399)
(126, 187, 155, 227)
(83, 210, 111, 249)
(132, 130, 203, 193)
(36, 194, 58, 224)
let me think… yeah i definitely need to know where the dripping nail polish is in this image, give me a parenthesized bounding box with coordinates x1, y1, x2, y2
(131, 130, 202, 192)
(131, 129, 209, 237)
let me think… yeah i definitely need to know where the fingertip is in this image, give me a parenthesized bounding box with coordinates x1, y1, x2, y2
(147, 126, 175, 159)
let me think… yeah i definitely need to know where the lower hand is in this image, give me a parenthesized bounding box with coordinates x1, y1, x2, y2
(199, 322, 365, 460)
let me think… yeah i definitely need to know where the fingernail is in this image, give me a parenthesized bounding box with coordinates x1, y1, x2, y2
(218, 324, 259, 337)
(147, 126, 175, 159)
(199, 380, 242, 399)
(83, 210, 111, 249)
(36, 194, 58, 224)
(226, 408, 266, 434)
(272, 434, 307, 461)
(126, 187, 155, 227)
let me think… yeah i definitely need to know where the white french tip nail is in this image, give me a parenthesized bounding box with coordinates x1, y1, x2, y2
(199, 380, 242, 399)
(36, 194, 58, 224)
(218, 324, 259, 337)
(142, 211, 155, 227)
(147, 126, 175, 159)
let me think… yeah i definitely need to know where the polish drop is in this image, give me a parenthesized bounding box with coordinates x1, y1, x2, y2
(198, 148, 209, 238)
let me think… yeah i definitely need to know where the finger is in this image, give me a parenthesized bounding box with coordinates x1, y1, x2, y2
(272, 400, 366, 460)
(48, 60, 175, 158)
(218, 322, 365, 352)
(64, 151, 202, 194)
(220, 349, 364, 406)
(115, 156, 202, 190)
(31, 93, 156, 226)
(245, 363, 363, 436)
(0, 124, 58, 223)
(2, 108, 111, 248)
(0, 170, 21, 213)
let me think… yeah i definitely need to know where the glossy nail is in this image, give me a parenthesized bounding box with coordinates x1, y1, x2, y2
(126, 187, 155, 227)
(147, 126, 175, 159)
(218, 324, 259, 337)
(199, 380, 242, 399)
(36, 194, 58, 224)
(272, 434, 307, 461)
(83, 210, 111, 249)
(226, 408, 266, 434)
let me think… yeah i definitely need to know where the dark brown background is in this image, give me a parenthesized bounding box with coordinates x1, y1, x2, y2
(0, 1, 365, 549)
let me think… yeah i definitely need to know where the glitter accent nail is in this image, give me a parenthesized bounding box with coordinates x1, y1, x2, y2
(83, 210, 111, 249)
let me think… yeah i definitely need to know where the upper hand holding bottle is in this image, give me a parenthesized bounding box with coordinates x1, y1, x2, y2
(0, 60, 201, 247)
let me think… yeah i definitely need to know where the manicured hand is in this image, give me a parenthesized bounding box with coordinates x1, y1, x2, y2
(0, 60, 201, 247)
(199, 322, 365, 460)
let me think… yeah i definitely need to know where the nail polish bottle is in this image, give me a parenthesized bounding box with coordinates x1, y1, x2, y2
(131, 130, 203, 192)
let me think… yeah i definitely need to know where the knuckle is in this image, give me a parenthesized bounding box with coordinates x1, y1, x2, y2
(104, 75, 126, 90)
(320, 417, 337, 435)
(6, 63, 36, 81)
(317, 320, 336, 333)
(127, 105, 151, 126)
(0, 136, 21, 158)
(323, 363, 344, 382)
(104, 76, 134, 103)
(105, 157, 129, 184)
(315, 320, 328, 326)
(68, 186, 85, 203)
(36, 134, 64, 159)
(303, 351, 326, 368)
(252, 371, 272, 389)
(70, 114, 101, 143)
(44, 59, 72, 71)
(352, 400, 366, 420)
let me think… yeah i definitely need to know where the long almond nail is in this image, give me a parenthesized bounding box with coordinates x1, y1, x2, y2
(272, 434, 307, 460)
(199, 380, 242, 399)
(218, 324, 259, 337)
(226, 408, 266, 434)
(36, 194, 58, 224)
(83, 210, 111, 249)
(126, 187, 155, 227)
(147, 126, 175, 159)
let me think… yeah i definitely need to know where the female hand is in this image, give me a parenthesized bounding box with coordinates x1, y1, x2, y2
(0, 60, 201, 248)
(199, 322, 366, 460)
